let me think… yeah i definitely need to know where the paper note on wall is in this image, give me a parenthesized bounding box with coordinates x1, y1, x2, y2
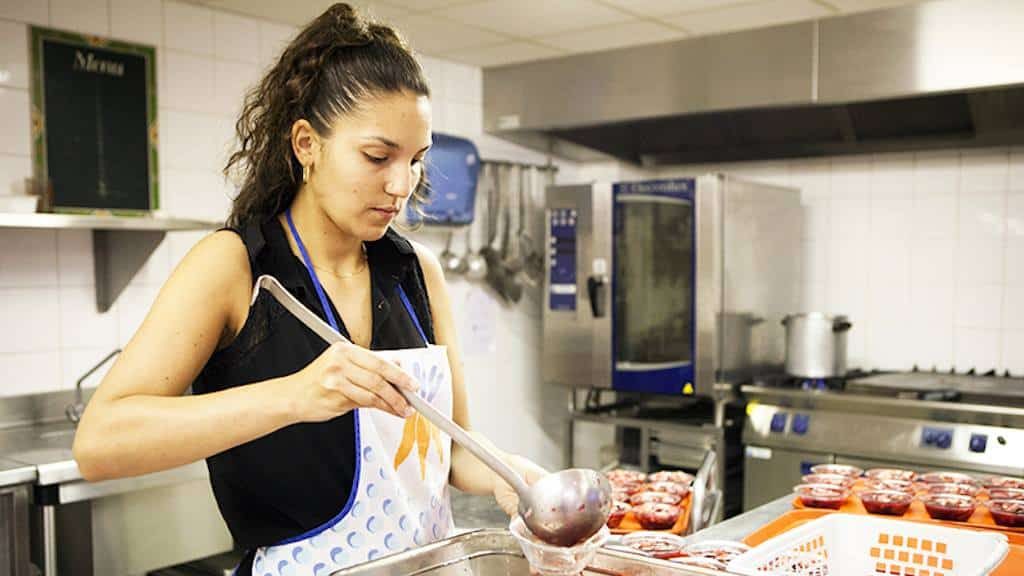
(462, 285, 496, 356)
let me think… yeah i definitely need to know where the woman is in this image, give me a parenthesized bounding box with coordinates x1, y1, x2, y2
(72, 4, 546, 574)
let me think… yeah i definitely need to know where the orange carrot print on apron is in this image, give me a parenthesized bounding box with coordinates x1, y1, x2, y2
(393, 358, 445, 479)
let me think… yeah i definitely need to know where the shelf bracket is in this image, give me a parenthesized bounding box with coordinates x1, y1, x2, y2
(92, 229, 167, 313)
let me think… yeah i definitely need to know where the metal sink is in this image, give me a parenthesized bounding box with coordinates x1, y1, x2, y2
(331, 529, 716, 576)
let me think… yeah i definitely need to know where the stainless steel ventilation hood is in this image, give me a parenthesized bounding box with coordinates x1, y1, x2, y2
(482, 0, 1024, 166)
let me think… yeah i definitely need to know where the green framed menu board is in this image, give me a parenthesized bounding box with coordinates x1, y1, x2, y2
(29, 27, 158, 215)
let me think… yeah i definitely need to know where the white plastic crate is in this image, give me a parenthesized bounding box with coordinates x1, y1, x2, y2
(727, 514, 1008, 576)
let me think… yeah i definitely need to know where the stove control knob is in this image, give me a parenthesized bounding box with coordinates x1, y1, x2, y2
(770, 413, 788, 433)
(792, 414, 810, 435)
(922, 429, 937, 445)
(969, 433, 988, 453)
(921, 427, 953, 448)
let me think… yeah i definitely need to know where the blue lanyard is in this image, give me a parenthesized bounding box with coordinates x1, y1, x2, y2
(285, 209, 341, 333)
(284, 209, 429, 346)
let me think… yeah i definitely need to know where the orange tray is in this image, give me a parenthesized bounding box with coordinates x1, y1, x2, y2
(745, 510, 1024, 576)
(610, 493, 691, 535)
(792, 480, 1024, 537)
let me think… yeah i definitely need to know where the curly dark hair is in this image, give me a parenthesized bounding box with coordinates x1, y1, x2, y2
(224, 3, 430, 228)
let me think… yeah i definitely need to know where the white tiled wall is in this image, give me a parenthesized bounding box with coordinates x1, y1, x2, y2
(659, 149, 1024, 375)
(0, 0, 574, 470)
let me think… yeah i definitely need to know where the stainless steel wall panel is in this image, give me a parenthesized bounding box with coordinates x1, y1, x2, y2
(704, 23, 815, 111)
(483, 23, 814, 133)
(818, 0, 1024, 103)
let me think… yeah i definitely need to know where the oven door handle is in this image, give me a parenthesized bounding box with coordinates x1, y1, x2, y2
(689, 449, 719, 533)
(587, 274, 607, 318)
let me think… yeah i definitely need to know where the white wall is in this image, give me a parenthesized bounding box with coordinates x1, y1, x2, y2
(658, 150, 1024, 375)
(0, 0, 574, 469)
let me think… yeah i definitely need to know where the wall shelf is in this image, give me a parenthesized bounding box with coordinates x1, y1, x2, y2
(0, 213, 221, 312)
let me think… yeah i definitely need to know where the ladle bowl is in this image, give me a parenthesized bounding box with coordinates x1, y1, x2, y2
(517, 469, 613, 547)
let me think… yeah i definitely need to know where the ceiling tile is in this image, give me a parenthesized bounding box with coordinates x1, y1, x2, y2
(379, 0, 475, 11)
(823, 0, 924, 13)
(197, 0, 407, 28)
(196, 0, 323, 27)
(355, 2, 410, 20)
(442, 41, 564, 67)
(541, 20, 686, 53)
(438, 0, 632, 38)
(663, 0, 832, 36)
(599, 0, 751, 17)
(391, 13, 507, 54)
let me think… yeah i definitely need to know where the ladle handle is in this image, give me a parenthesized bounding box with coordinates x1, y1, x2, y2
(252, 275, 532, 498)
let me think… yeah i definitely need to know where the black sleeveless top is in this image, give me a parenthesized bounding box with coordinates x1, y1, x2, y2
(192, 219, 435, 559)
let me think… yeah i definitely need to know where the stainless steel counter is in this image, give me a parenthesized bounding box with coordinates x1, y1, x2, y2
(0, 420, 211, 504)
(332, 528, 717, 576)
(0, 421, 81, 485)
(0, 457, 37, 488)
(334, 496, 797, 576)
(0, 404, 232, 575)
(687, 494, 792, 544)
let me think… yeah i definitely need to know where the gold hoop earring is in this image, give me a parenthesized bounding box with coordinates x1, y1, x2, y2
(302, 164, 310, 183)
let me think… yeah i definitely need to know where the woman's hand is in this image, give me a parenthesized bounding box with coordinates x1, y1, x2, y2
(494, 455, 550, 516)
(286, 341, 419, 422)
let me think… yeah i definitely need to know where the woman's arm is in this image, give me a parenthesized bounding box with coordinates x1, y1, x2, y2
(411, 241, 548, 513)
(73, 231, 417, 482)
(73, 231, 297, 480)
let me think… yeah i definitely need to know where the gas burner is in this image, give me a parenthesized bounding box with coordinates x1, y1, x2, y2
(751, 369, 878, 392)
(798, 378, 834, 391)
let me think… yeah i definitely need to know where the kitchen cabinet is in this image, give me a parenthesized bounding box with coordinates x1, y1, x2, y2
(0, 459, 37, 576)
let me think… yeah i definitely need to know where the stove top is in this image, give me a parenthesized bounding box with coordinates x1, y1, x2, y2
(847, 371, 1024, 406)
(750, 369, 878, 392)
(750, 368, 1024, 406)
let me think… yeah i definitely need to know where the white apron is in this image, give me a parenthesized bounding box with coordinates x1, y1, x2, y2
(248, 214, 454, 575)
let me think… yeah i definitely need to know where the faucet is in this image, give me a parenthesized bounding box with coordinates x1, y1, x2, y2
(66, 348, 121, 424)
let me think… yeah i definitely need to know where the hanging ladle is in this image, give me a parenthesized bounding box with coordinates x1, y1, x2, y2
(250, 274, 612, 547)
(440, 230, 464, 276)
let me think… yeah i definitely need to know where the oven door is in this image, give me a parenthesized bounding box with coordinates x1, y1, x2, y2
(612, 180, 696, 395)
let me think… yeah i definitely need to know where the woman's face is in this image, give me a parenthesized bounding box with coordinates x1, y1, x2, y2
(309, 90, 432, 240)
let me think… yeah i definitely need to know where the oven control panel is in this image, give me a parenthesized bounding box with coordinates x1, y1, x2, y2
(744, 404, 1024, 475)
(548, 208, 578, 311)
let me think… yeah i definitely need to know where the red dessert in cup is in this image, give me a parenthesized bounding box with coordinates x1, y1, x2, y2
(809, 464, 863, 478)
(794, 483, 849, 509)
(860, 489, 913, 516)
(632, 502, 682, 530)
(630, 491, 682, 506)
(865, 468, 917, 482)
(986, 499, 1024, 528)
(607, 500, 631, 529)
(922, 493, 976, 522)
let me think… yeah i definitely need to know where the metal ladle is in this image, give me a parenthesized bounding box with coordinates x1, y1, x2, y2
(251, 274, 612, 547)
(440, 230, 463, 276)
(461, 223, 487, 281)
(460, 163, 488, 281)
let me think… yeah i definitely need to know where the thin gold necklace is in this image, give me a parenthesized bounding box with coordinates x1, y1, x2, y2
(312, 245, 368, 279)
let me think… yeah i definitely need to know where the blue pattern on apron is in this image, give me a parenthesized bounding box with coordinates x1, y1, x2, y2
(242, 211, 454, 575)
